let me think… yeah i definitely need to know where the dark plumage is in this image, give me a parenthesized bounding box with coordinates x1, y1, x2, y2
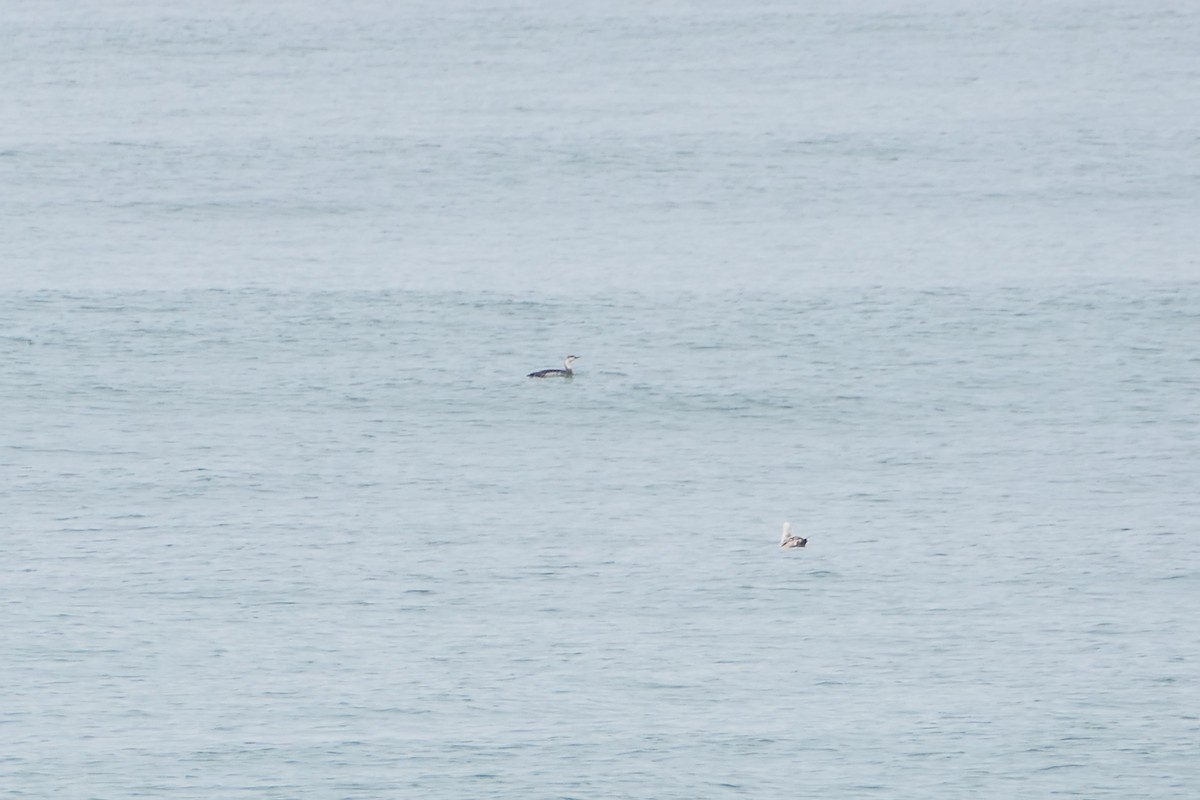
(528, 355, 580, 378)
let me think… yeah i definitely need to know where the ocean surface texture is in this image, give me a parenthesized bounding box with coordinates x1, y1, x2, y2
(3, 1, 1198, 798)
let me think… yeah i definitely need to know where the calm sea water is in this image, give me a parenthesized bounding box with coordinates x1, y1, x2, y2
(3, 1, 1199, 798)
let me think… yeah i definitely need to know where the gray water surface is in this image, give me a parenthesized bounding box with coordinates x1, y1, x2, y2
(5, 286, 1198, 797)
(3, 1, 1199, 797)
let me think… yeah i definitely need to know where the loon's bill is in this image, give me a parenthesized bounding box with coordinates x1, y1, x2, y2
(528, 355, 581, 378)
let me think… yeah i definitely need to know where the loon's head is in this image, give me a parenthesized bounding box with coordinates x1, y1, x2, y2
(564, 355, 581, 367)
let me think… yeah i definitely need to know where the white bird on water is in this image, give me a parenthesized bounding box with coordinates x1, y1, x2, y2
(779, 521, 808, 549)
(528, 355, 580, 378)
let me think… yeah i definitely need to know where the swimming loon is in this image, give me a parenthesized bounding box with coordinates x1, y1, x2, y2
(528, 355, 580, 378)
(779, 521, 808, 549)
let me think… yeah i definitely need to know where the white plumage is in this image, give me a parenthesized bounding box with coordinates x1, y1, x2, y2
(779, 521, 808, 549)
